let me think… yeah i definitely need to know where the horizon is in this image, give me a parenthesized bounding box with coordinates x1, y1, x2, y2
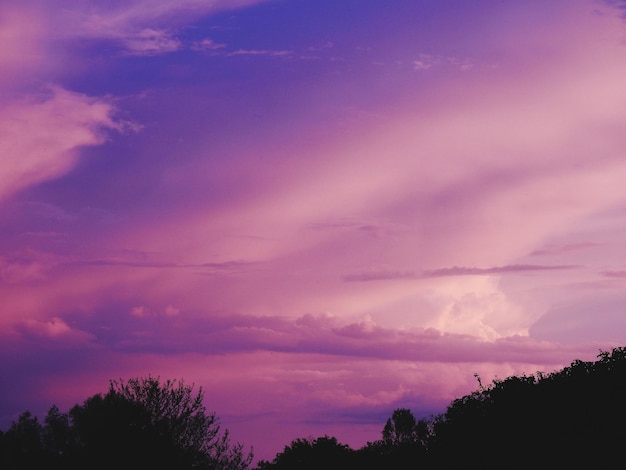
(3, 0, 626, 463)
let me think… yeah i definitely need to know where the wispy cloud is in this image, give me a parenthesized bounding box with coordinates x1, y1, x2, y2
(0, 86, 129, 202)
(424, 264, 580, 277)
(120, 28, 182, 56)
(344, 264, 578, 282)
(600, 270, 626, 278)
(190, 37, 227, 52)
(64, 258, 257, 274)
(228, 49, 292, 57)
(343, 271, 417, 282)
(530, 242, 600, 257)
(413, 53, 474, 71)
(6, 0, 273, 57)
(0, 256, 47, 284)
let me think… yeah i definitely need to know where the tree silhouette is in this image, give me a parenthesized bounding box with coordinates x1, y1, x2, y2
(107, 376, 249, 468)
(0, 376, 252, 470)
(0, 411, 45, 469)
(428, 347, 626, 468)
(256, 347, 626, 469)
(382, 408, 418, 446)
(256, 436, 353, 470)
(355, 408, 428, 469)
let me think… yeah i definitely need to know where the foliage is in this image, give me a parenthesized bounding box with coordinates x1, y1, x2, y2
(0, 376, 252, 470)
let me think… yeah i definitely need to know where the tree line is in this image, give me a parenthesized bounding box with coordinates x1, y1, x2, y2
(2, 347, 626, 469)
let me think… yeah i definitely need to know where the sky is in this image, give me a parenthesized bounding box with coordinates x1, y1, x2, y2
(2, 0, 626, 462)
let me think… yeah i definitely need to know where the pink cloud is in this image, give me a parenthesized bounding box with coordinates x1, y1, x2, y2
(53, 0, 274, 56)
(0, 86, 130, 202)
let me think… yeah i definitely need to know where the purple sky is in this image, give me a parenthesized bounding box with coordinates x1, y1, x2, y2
(3, 0, 626, 462)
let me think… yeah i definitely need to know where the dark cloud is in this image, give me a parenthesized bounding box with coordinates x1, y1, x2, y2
(14, 306, 585, 366)
(344, 264, 578, 282)
(424, 264, 579, 276)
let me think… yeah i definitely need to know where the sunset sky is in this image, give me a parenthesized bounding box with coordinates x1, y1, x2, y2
(3, 0, 626, 462)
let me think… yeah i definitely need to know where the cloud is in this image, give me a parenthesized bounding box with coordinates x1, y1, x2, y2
(0, 86, 130, 202)
(54, 306, 590, 367)
(343, 264, 578, 282)
(65, 257, 257, 275)
(2, 0, 273, 58)
(120, 28, 182, 56)
(228, 49, 292, 57)
(309, 218, 408, 239)
(75, 0, 272, 31)
(413, 53, 474, 71)
(0, 255, 47, 284)
(191, 38, 227, 52)
(600, 270, 626, 278)
(423, 264, 580, 277)
(17, 317, 95, 344)
(343, 271, 417, 282)
(530, 242, 601, 257)
(413, 53, 437, 70)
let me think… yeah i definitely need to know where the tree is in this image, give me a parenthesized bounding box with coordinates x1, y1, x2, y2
(1, 411, 45, 469)
(0, 376, 252, 470)
(256, 436, 353, 470)
(382, 408, 418, 446)
(42, 405, 72, 469)
(95, 376, 253, 470)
